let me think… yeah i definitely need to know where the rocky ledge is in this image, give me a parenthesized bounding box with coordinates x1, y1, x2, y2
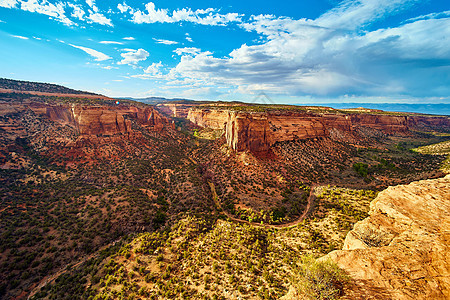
(324, 175, 450, 299)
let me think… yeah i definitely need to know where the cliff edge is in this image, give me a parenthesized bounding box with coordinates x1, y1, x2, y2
(324, 175, 450, 299)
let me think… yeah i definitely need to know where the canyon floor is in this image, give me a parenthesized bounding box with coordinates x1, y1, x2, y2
(0, 80, 449, 300)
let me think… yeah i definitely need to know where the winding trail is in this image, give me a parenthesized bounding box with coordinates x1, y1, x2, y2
(208, 181, 316, 230)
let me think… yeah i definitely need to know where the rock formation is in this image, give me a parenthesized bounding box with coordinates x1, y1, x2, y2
(0, 100, 167, 140)
(187, 108, 450, 153)
(324, 175, 450, 299)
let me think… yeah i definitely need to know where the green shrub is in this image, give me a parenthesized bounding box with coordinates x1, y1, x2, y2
(292, 256, 349, 300)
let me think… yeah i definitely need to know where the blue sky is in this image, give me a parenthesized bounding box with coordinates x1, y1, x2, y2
(0, 0, 449, 104)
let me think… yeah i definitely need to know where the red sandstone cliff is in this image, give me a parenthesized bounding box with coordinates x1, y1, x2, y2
(1, 101, 167, 138)
(187, 108, 450, 152)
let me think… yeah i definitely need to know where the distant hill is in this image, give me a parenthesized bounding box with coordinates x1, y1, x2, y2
(0, 78, 100, 96)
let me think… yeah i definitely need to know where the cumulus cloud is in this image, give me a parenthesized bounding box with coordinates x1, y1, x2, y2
(1, 0, 113, 26)
(144, 61, 163, 75)
(122, 2, 243, 26)
(165, 0, 450, 98)
(132, 61, 165, 79)
(68, 43, 112, 61)
(118, 48, 149, 65)
(153, 38, 178, 45)
(68, 3, 85, 21)
(0, 0, 17, 8)
(123, 36, 135, 40)
(117, 2, 130, 14)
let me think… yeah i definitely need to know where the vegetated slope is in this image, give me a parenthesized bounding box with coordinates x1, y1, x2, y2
(0, 94, 213, 299)
(1, 91, 449, 299)
(0, 78, 99, 96)
(32, 185, 376, 299)
(325, 175, 450, 300)
(414, 140, 450, 173)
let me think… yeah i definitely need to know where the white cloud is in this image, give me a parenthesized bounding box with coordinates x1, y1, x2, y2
(86, 0, 94, 8)
(123, 36, 135, 40)
(0, 0, 17, 8)
(101, 65, 118, 70)
(11, 34, 29, 39)
(100, 40, 123, 45)
(316, 0, 419, 30)
(165, 0, 450, 98)
(118, 48, 149, 65)
(68, 3, 85, 21)
(124, 2, 243, 26)
(86, 11, 113, 26)
(153, 38, 178, 45)
(405, 10, 450, 23)
(185, 33, 193, 42)
(68, 44, 112, 61)
(117, 2, 130, 13)
(174, 47, 202, 56)
(144, 61, 163, 75)
(19, 0, 74, 26)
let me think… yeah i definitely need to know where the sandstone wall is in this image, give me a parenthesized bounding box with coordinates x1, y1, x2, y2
(407, 115, 450, 132)
(323, 175, 450, 299)
(2, 101, 167, 137)
(188, 109, 421, 152)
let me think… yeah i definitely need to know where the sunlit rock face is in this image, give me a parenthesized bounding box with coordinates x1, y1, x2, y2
(324, 175, 450, 300)
(187, 108, 447, 153)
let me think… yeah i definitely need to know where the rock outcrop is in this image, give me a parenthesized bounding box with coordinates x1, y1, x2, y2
(188, 108, 450, 153)
(1, 101, 167, 138)
(324, 175, 450, 299)
(188, 109, 429, 152)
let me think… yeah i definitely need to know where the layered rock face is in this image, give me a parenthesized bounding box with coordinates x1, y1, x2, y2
(1, 101, 167, 137)
(188, 109, 428, 152)
(324, 175, 450, 299)
(349, 114, 409, 134)
(70, 105, 165, 135)
(407, 115, 450, 133)
(224, 111, 329, 152)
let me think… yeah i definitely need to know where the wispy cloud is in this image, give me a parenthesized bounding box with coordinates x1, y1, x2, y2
(11, 34, 29, 39)
(118, 48, 149, 65)
(86, 11, 113, 26)
(174, 47, 202, 56)
(123, 36, 135, 40)
(19, 0, 75, 26)
(100, 40, 123, 45)
(153, 38, 178, 45)
(68, 43, 112, 61)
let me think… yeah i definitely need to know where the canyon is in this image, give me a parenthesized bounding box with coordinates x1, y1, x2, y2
(0, 100, 168, 138)
(185, 107, 450, 152)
